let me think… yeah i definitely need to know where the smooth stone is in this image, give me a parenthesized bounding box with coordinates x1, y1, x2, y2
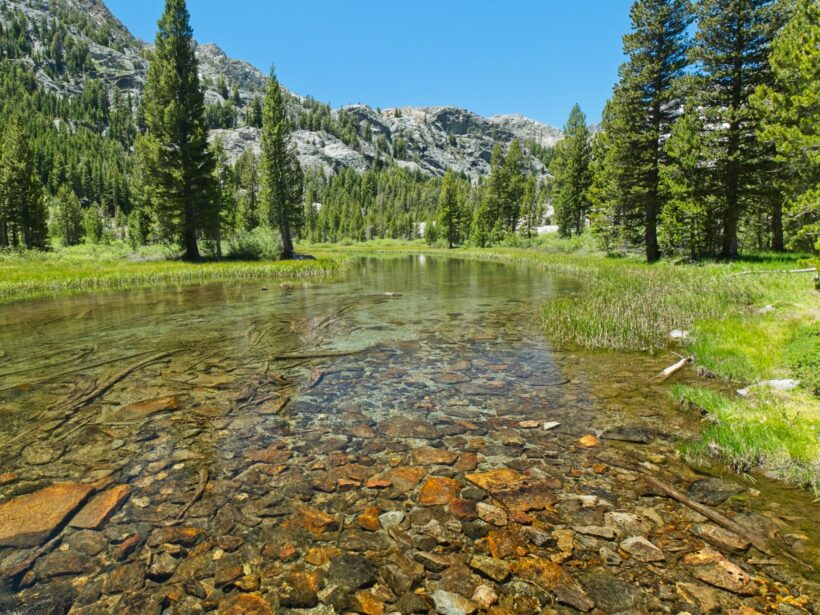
(691, 523, 750, 552)
(327, 554, 376, 591)
(379, 510, 405, 529)
(469, 555, 510, 582)
(0, 483, 94, 547)
(619, 536, 665, 562)
(431, 590, 477, 615)
(69, 484, 131, 529)
(687, 478, 744, 506)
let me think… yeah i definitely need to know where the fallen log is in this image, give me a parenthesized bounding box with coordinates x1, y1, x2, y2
(653, 356, 693, 382)
(644, 476, 771, 554)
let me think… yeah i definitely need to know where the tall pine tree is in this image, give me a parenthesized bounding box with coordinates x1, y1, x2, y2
(0, 120, 47, 249)
(602, 0, 693, 261)
(552, 104, 592, 237)
(436, 170, 462, 248)
(260, 66, 303, 260)
(752, 0, 819, 252)
(139, 0, 215, 260)
(691, 0, 786, 256)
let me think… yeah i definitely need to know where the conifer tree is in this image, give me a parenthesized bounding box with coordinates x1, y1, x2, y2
(752, 0, 819, 251)
(55, 183, 83, 246)
(624, 0, 692, 260)
(436, 170, 461, 248)
(260, 66, 303, 259)
(552, 104, 592, 237)
(691, 0, 786, 256)
(139, 0, 215, 260)
(0, 120, 47, 249)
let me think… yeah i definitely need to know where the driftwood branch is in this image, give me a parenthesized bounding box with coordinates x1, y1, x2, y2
(273, 349, 369, 361)
(165, 467, 209, 525)
(644, 476, 770, 554)
(728, 267, 816, 277)
(653, 356, 693, 382)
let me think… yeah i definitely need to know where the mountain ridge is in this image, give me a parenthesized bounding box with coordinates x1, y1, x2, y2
(1, 0, 563, 178)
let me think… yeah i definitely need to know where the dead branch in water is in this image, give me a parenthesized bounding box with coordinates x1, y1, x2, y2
(165, 467, 209, 525)
(653, 356, 693, 382)
(643, 476, 771, 554)
(0, 349, 158, 393)
(727, 267, 816, 277)
(273, 349, 369, 361)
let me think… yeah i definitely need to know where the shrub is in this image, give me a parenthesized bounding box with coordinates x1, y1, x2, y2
(227, 227, 283, 261)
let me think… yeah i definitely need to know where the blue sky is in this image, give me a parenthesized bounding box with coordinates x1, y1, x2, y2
(105, 1, 633, 127)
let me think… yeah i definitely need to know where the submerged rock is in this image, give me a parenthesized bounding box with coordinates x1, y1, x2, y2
(69, 485, 131, 530)
(687, 478, 744, 506)
(0, 483, 94, 547)
(431, 589, 477, 615)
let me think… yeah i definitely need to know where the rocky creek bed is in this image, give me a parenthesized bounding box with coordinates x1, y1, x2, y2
(0, 256, 817, 614)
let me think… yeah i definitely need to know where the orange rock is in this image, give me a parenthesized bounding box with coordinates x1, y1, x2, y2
(418, 476, 460, 506)
(276, 543, 299, 562)
(284, 505, 337, 536)
(512, 557, 565, 588)
(0, 472, 16, 485)
(0, 483, 94, 547)
(486, 528, 527, 559)
(351, 590, 385, 615)
(119, 396, 180, 417)
(454, 452, 479, 472)
(305, 546, 341, 566)
(246, 445, 293, 465)
(386, 466, 427, 493)
(465, 468, 527, 493)
(592, 463, 608, 474)
(412, 446, 459, 466)
(568, 468, 583, 478)
(358, 507, 381, 532)
(364, 478, 392, 489)
(218, 592, 275, 615)
(338, 478, 362, 490)
(578, 435, 600, 448)
(450, 499, 478, 520)
(518, 420, 540, 429)
(69, 484, 130, 529)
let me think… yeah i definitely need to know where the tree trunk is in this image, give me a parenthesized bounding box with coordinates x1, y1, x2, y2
(215, 219, 222, 261)
(280, 219, 295, 260)
(771, 200, 784, 252)
(183, 200, 200, 261)
(645, 198, 660, 263)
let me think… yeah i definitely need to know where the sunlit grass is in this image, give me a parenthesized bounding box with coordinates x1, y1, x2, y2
(674, 385, 820, 491)
(0, 242, 351, 303)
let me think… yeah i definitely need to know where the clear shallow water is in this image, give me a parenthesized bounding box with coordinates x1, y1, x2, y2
(0, 255, 817, 613)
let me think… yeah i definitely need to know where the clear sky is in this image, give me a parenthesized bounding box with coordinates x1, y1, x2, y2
(104, 0, 633, 127)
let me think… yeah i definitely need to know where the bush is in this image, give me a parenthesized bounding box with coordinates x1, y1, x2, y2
(227, 227, 283, 261)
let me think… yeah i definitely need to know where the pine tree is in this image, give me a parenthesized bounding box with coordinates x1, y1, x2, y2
(210, 139, 237, 259)
(436, 170, 461, 248)
(235, 149, 261, 231)
(260, 66, 303, 259)
(612, 0, 693, 261)
(692, 0, 786, 256)
(552, 104, 592, 237)
(246, 96, 263, 128)
(55, 183, 83, 246)
(501, 140, 526, 233)
(752, 0, 819, 251)
(0, 120, 47, 249)
(140, 0, 216, 260)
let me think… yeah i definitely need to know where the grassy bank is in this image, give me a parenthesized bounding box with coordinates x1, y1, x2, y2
(0, 242, 350, 304)
(312, 239, 819, 490)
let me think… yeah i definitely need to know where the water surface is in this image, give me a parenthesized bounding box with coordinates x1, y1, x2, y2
(0, 256, 816, 613)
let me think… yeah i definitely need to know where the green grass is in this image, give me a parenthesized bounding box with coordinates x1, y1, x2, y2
(674, 385, 820, 491)
(0, 241, 350, 304)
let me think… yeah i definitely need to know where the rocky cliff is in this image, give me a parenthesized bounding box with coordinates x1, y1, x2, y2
(1, 0, 562, 178)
